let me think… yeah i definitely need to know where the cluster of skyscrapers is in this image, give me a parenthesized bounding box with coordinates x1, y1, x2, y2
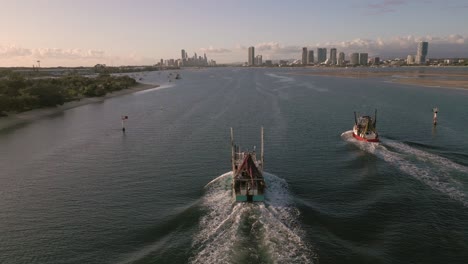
(302, 47, 370, 66)
(180, 49, 216, 66)
(158, 49, 217, 68)
(247, 41, 429, 67)
(248, 46, 264, 66)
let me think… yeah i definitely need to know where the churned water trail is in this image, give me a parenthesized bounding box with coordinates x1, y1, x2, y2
(190, 172, 315, 264)
(134, 83, 175, 94)
(341, 131, 468, 207)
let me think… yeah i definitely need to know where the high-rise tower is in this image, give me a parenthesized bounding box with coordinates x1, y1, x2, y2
(416, 41, 429, 64)
(330, 48, 337, 65)
(317, 48, 327, 63)
(181, 49, 186, 66)
(359, 53, 368, 65)
(302, 47, 308, 65)
(338, 52, 345, 66)
(248, 46, 255, 66)
(308, 50, 314, 64)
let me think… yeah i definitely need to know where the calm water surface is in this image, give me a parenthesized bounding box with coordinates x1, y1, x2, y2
(1, 68, 467, 264)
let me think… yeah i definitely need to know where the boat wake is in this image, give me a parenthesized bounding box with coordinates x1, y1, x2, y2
(134, 83, 175, 94)
(341, 130, 468, 207)
(191, 172, 315, 264)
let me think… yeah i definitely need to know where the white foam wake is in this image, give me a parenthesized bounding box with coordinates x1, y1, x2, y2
(190, 172, 315, 264)
(265, 72, 296, 83)
(342, 130, 468, 207)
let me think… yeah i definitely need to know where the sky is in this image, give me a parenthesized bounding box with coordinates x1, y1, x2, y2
(1, 0, 468, 67)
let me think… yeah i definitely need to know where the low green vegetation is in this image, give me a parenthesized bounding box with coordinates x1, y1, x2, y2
(0, 70, 136, 116)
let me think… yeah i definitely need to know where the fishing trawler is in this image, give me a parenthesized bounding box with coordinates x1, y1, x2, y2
(230, 127, 265, 202)
(352, 110, 379, 142)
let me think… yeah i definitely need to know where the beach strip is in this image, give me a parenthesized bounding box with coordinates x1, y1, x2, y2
(0, 82, 158, 131)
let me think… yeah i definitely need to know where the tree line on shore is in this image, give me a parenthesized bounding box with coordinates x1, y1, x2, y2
(0, 70, 136, 116)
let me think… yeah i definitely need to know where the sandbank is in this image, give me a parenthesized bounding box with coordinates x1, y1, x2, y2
(289, 69, 468, 89)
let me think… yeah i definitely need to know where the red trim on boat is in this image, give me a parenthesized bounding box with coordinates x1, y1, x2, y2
(352, 132, 380, 142)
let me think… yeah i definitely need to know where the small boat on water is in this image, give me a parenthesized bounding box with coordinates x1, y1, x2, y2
(175, 73, 181, 79)
(352, 110, 379, 142)
(230, 127, 265, 202)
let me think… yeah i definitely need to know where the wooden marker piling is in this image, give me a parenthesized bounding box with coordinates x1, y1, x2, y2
(121, 115, 128, 132)
(432, 108, 438, 126)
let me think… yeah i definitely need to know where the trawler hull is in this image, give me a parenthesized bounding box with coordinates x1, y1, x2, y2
(352, 132, 379, 142)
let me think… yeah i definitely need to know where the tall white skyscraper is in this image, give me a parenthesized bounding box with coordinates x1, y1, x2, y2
(330, 48, 337, 65)
(308, 50, 314, 64)
(302, 47, 308, 65)
(255, 55, 263, 65)
(338, 52, 345, 66)
(181, 49, 186, 66)
(317, 48, 327, 63)
(415, 41, 429, 64)
(359, 53, 368, 65)
(248, 46, 255, 66)
(350, 53, 359, 65)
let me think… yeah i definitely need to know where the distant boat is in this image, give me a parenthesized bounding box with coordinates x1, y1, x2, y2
(230, 127, 265, 202)
(175, 73, 181, 79)
(352, 110, 379, 142)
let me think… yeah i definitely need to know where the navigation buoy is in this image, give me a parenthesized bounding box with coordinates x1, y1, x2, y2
(432, 107, 438, 126)
(121, 115, 128, 132)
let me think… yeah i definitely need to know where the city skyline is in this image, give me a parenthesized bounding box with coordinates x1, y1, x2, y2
(1, 0, 468, 67)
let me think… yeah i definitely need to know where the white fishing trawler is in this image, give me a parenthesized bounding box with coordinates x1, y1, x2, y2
(352, 110, 379, 143)
(230, 127, 265, 202)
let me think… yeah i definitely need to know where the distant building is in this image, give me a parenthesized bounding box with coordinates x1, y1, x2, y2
(302, 47, 308, 65)
(350, 53, 359, 65)
(255, 55, 263, 66)
(181, 49, 186, 65)
(338, 52, 345, 66)
(415, 41, 429, 64)
(359, 53, 368, 65)
(279, 60, 288, 67)
(407, 55, 415, 65)
(265, 60, 273, 66)
(330, 48, 337, 65)
(308, 50, 314, 64)
(248, 46, 255, 66)
(371, 57, 380, 65)
(317, 48, 327, 63)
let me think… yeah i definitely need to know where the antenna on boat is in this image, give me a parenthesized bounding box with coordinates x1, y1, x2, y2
(374, 109, 377, 127)
(231, 127, 235, 172)
(354, 112, 358, 125)
(261, 126, 264, 172)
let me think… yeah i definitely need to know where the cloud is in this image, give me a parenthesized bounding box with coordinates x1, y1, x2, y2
(0, 45, 32, 58)
(32, 48, 106, 59)
(256, 42, 301, 53)
(0, 44, 105, 60)
(0, 44, 155, 67)
(199, 46, 231, 53)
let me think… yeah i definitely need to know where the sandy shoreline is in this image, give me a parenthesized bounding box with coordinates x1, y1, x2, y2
(0, 82, 158, 131)
(288, 69, 468, 89)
